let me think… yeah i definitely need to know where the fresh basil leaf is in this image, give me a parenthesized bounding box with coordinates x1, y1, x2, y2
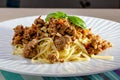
(45, 11, 67, 21)
(56, 11, 67, 18)
(68, 16, 87, 29)
(45, 13, 57, 21)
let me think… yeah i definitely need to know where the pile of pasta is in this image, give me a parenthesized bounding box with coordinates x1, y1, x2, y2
(12, 13, 113, 64)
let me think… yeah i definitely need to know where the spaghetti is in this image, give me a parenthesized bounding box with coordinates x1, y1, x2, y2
(12, 12, 113, 64)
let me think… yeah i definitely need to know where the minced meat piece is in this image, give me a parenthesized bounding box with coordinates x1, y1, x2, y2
(23, 39, 37, 59)
(13, 25, 24, 36)
(12, 25, 24, 45)
(54, 36, 71, 51)
(34, 16, 45, 26)
(47, 54, 57, 63)
(23, 24, 37, 44)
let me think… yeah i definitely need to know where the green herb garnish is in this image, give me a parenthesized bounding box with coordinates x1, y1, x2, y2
(45, 11, 67, 21)
(68, 16, 86, 29)
(45, 11, 87, 29)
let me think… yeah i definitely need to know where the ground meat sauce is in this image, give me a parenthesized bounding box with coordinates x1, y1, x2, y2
(12, 25, 24, 45)
(12, 16, 112, 58)
(23, 39, 37, 59)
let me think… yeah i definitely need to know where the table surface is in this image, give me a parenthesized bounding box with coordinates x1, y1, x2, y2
(0, 8, 120, 80)
(0, 8, 120, 23)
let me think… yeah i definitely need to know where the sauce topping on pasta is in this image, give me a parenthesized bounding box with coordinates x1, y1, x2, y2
(12, 12, 112, 63)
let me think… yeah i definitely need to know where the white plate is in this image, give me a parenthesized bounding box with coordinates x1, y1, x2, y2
(0, 15, 120, 77)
